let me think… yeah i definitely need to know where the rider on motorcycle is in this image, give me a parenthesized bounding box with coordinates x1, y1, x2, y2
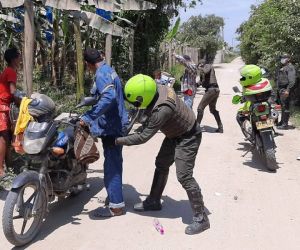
(234, 65, 273, 136)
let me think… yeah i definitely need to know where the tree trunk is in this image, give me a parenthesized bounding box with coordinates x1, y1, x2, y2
(129, 30, 134, 75)
(105, 34, 112, 66)
(23, 0, 35, 95)
(35, 22, 48, 80)
(73, 19, 84, 101)
(51, 10, 60, 86)
(168, 42, 172, 72)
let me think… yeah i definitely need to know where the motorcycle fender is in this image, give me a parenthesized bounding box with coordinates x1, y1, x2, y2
(11, 170, 40, 189)
(259, 130, 275, 150)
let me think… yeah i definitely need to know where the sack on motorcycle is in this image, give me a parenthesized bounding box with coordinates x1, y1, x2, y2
(74, 127, 99, 164)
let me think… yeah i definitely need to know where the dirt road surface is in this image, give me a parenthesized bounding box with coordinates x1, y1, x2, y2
(1, 58, 300, 250)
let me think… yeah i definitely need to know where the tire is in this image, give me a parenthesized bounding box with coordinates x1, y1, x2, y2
(260, 131, 278, 171)
(265, 148, 277, 171)
(2, 183, 47, 246)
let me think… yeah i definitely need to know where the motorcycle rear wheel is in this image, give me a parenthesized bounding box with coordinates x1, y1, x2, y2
(265, 148, 277, 171)
(2, 183, 47, 246)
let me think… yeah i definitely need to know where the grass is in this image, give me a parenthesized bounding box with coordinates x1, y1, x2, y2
(291, 106, 300, 128)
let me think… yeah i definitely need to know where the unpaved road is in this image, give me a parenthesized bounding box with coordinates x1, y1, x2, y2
(1, 58, 300, 250)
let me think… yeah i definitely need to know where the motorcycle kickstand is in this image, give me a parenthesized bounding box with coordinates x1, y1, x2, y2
(242, 145, 255, 157)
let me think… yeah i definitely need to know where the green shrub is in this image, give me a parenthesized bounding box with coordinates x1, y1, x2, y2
(170, 64, 185, 92)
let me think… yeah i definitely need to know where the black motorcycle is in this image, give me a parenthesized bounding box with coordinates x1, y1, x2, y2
(2, 95, 98, 246)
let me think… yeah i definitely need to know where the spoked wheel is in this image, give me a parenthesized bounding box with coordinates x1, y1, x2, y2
(2, 183, 47, 246)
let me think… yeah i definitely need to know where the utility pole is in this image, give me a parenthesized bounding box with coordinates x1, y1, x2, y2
(23, 0, 35, 95)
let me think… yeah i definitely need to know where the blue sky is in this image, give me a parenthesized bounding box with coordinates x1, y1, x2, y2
(179, 0, 262, 46)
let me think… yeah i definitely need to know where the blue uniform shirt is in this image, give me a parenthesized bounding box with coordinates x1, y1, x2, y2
(81, 62, 128, 137)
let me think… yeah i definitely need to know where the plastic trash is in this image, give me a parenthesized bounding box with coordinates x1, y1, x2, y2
(153, 218, 164, 235)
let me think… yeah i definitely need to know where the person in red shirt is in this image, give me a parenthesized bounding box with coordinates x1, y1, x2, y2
(0, 48, 21, 178)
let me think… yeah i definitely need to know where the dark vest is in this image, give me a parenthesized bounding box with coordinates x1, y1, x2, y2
(277, 64, 292, 87)
(202, 66, 218, 90)
(148, 85, 195, 139)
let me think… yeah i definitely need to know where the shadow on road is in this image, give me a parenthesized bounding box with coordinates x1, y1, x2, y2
(237, 142, 281, 173)
(202, 125, 218, 133)
(88, 184, 211, 225)
(14, 177, 103, 250)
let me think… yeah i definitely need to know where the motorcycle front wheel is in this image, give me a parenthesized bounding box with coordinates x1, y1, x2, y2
(2, 183, 47, 246)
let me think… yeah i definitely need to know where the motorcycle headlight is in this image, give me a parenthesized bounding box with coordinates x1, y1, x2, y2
(23, 136, 47, 154)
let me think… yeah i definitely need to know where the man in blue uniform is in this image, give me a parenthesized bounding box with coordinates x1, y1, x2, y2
(81, 48, 128, 217)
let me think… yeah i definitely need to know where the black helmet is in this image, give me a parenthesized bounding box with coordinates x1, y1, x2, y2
(29, 93, 55, 122)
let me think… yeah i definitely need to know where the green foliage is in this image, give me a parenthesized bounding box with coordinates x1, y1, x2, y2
(177, 14, 224, 62)
(165, 17, 180, 42)
(121, 0, 202, 75)
(291, 107, 300, 127)
(170, 64, 185, 91)
(237, 0, 300, 74)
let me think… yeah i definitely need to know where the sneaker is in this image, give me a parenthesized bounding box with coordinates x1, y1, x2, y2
(93, 206, 125, 217)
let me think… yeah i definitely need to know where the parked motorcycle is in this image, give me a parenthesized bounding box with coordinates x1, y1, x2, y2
(2, 94, 98, 246)
(232, 81, 279, 171)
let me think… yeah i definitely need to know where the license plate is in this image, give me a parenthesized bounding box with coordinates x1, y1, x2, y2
(256, 119, 274, 130)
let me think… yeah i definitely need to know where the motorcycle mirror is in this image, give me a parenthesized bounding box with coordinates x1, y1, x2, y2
(76, 96, 98, 108)
(232, 95, 242, 104)
(232, 86, 241, 93)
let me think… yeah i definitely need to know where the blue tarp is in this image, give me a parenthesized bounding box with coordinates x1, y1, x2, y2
(96, 8, 112, 21)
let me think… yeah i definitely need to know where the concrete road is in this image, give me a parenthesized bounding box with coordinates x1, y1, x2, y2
(1, 58, 300, 250)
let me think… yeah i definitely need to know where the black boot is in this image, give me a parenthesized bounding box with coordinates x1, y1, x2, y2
(134, 169, 168, 212)
(196, 110, 204, 125)
(212, 111, 223, 133)
(185, 190, 210, 235)
(277, 112, 289, 130)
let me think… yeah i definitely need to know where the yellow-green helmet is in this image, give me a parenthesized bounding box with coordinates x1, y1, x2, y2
(240, 65, 262, 87)
(124, 74, 157, 109)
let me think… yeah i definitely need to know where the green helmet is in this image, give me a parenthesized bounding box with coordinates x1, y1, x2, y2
(124, 74, 157, 109)
(240, 65, 262, 87)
